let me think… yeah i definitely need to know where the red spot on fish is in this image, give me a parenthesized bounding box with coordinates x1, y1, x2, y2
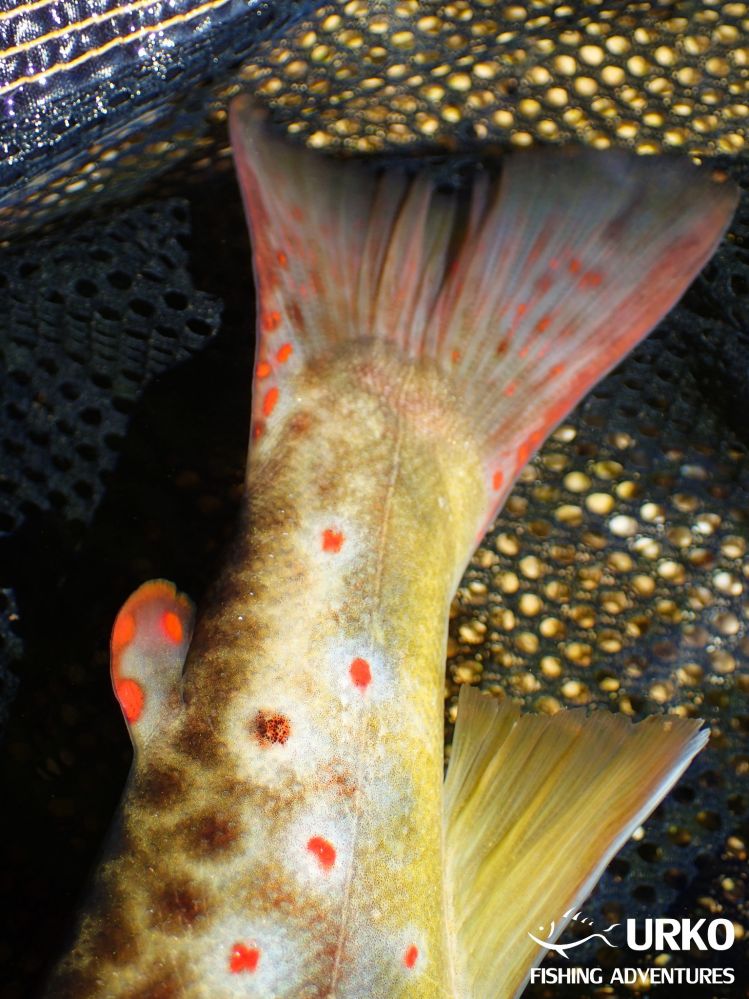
(229, 943, 260, 974)
(322, 529, 345, 553)
(579, 270, 603, 289)
(115, 678, 144, 723)
(161, 611, 183, 644)
(307, 836, 336, 869)
(451, 349, 461, 364)
(349, 657, 372, 689)
(253, 421, 265, 440)
(536, 273, 553, 294)
(492, 470, 504, 491)
(255, 710, 291, 746)
(516, 429, 544, 471)
(535, 315, 551, 333)
(262, 311, 281, 333)
(257, 361, 272, 380)
(515, 302, 527, 318)
(503, 381, 517, 397)
(263, 387, 279, 417)
(112, 611, 136, 650)
(516, 440, 532, 468)
(404, 945, 419, 969)
(277, 250, 288, 268)
(519, 346, 529, 358)
(549, 257, 560, 270)
(550, 363, 566, 377)
(569, 257, 582, 275)
(277, 343, 293, 364)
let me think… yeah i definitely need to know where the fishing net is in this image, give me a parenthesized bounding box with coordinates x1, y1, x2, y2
(0, 0, 747, 995)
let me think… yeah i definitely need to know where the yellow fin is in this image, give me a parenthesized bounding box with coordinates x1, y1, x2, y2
(444, 686, 708, 999)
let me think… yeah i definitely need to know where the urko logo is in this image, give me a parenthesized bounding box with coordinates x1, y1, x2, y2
(626, 918, 735, 952)
(529, 911, 736, 989)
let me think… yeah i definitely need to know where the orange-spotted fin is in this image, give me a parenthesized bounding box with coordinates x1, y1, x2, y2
(110, 580, 194, 753)
(444, 687, 708, 999)
(231, 97, 737, 531)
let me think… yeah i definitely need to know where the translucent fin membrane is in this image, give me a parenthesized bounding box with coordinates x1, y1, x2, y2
(444, 687, 708, 999)
(231, 97, 737, 526)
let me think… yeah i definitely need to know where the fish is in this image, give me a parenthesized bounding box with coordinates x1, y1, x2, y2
(42, 98, 739, 999)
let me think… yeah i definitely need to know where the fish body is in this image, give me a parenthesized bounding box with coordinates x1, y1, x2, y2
(44, 102, 738, 998)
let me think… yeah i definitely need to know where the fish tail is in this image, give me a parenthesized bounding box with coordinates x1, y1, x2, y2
(443, 686, 708, 999)
(230, 97, 736, 529)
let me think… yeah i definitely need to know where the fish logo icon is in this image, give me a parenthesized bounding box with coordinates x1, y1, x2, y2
(529, 908, 620, 959)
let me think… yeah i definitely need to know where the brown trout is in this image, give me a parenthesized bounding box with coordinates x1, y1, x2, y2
(43, 99, 738, 999)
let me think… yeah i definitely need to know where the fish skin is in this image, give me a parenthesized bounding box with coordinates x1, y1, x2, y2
(42, 105, 738, 998)
(46, 344, 485, 998)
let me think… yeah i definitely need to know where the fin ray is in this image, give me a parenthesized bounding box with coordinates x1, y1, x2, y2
(444, 687, 708, 999)
(231, 99, 736, 518)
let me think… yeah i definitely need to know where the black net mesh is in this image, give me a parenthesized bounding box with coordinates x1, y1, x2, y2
(1, 0, 748, 996)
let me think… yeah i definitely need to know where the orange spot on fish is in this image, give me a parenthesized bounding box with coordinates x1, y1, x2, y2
(515, 302, 527, 317)
(115, 678, 144, 723)
(503, 382, 517, 397)
(404, 945, 419, 969)
(263, 387, 279, 417)
(112, 611, 136, 650)
(451, 349, 461, 364)
(579, 270, 603, 289)
(256, 361, 272, 380)
(550, 363, 566, 377)
(569, 257, 582, 275)
(322, 529, 345, 553)
(276, 343, 293, 364)
(549, 257, 560, 270)
(307, 836, 336, 869)
(516, 440, 532, 467)
(536, 274, 553, 294)
(519, 346, 529, 359)
(516, 429, 544, 472)
(276, 250, 288, 268)
(492, 470, 504, 491)
(161, 611, 183, 644)
(349, 657, 372, 689)
(535, 315, 551, 333)
(262, 311, 281, 333)
(229, 943, 260, 974)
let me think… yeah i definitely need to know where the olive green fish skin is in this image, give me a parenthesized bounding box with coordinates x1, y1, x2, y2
(44, 342, 485, 998)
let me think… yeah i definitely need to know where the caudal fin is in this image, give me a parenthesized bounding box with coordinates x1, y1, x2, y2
(230, 98, 737, 528)
(443, 687, 708, 999)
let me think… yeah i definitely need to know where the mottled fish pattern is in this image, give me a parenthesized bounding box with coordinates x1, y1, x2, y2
(43, 102, 738, 999)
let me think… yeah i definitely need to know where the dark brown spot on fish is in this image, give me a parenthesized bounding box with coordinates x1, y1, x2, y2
(187, 811, 240, 856)
(173, 714, 222, 766)
(289, 410, 313, 435)
(254, 710, 291, 746)
(152, 882, 207, 931)
(88, 889, 140, 965)
(128, 973, 182, 999)
(134, 764, 184, 807)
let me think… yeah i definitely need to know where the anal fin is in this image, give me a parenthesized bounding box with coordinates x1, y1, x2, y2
(444, 686, 708, 999)
(110, 579, 194, 754)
